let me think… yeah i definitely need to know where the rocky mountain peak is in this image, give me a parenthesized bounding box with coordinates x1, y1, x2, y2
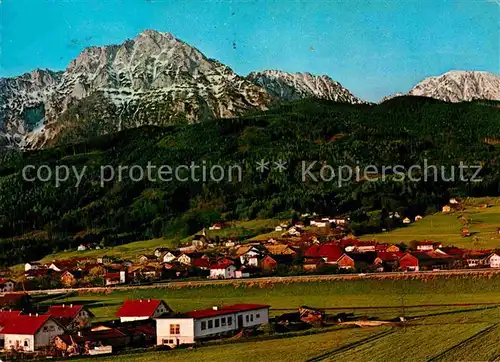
(247, 69, 363, 103)
(408, 70, 500, 102)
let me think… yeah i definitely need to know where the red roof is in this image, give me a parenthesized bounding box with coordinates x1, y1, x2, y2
(376, 251, 404, 262)
(46, 305, 83, 319)
(210, 261, 235, 270)
(191, 258, 210, 269)
(106, 272, 121, 280)
(304, 244, 343, 262)
(0, 314, 53, 335)
(184, 304, 270, 319)
(116, 299, 165, 318)
(0, 310, 22, 324)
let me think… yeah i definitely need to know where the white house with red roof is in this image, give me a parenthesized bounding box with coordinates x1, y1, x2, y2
(156, 304, 269, 346)
(46, 304, 94, 330)
(1, 314, 64, 351)
(116, 299, 172, 322)
(0, 279, 15, 292)
(209, 262, 237, 279)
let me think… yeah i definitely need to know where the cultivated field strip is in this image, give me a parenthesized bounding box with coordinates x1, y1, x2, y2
(427, 323, 499, 361)
(305, 329, 397, 362)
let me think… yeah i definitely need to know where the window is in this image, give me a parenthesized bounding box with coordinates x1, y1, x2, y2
(208, 320, 213, 328)
(215, 319, 220, 328)
(256, 313, 260, 318)
(250, 314, 254, 322)
(246, 315, 249, 322)
(228, 317, 232, 325)
(43, 327, 48, 332)
(24, 340, 29, 347)
(169, 324, 180, 334)
(221, 317, 226, 326)
(201, 321, 206, 330)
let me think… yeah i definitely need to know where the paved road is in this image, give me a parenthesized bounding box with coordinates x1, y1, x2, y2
(17, 268, 500, 295)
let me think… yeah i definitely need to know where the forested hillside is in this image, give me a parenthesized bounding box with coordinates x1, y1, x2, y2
(0, 97, 498, 266)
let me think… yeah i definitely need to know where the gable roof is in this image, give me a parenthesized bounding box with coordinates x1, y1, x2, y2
(182, 304, 270, 319)
(116, 299, 169, 318)
(46, 304, 93, 319)
(0, 314, 58, 335)
(304, 243, 343, 262)
(376, 251, 405, 262)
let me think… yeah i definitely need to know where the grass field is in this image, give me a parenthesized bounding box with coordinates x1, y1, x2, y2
(361, 197, 500, 249)
(37, 274, 500, 361)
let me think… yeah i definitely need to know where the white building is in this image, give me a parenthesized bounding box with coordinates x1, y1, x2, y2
(1, 315, 64, 352)
(156, 304, 269, 347)
(310, 220, 328, 228)
(209, 263, 236, 279)
(24, 262, 42, 272)
(116, 299, 172, 323)
(485, 253, 500, 268)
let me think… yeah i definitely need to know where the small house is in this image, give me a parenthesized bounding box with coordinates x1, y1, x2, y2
(398, 253, 419, 272)
(137, 255, 157, 264)
(0, 279, 16, 293)
(461, 227, 471, 237)
(116, 299, 172, 323)
(46, 304, 94, 330)
(442, 205, 452, 213)
(209, 262, 237, 279)
(415, 215, 423, 221)
(2, 314, 65, 352)
(402, 217, 411, 224)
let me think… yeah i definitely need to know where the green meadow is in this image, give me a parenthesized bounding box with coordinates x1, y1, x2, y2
(361, 197, 500, 249)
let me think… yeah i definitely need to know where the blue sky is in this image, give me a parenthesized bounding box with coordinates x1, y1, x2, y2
(1, 0, 498, 101)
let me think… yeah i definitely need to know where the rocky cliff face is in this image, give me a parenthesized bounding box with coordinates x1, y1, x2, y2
(0, 30, 272, 148)
(247, 70, 364, 104)
(408, 71, 500, 103)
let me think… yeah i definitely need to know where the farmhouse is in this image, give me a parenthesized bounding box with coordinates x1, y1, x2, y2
(484, 253, 500, 268)
(156, 304, 269, 347)
(1, 314, 64, 352)
(209, 262, 237, 279)
(46, 304, 94, 330)
(0, 279, 15, 292)
(116, 299, 172, 322)
(105, 271, 128, 286)
(398, 253, 419, 272)
(235, 245, 262, 266)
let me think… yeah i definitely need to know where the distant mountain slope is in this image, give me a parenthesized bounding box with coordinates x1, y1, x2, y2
(408, 71, 500, 103)
(0, 97, 499, 266)
(247, 70, 363, 103)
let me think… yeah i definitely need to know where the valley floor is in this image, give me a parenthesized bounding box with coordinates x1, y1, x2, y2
(36, 275, 500, 361)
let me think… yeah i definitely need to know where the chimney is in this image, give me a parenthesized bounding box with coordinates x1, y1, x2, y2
(212, 306, 218, 311)
(36, 313, 38, 317)
(29, 313, 32, 317)
(70, 304, 73, 308)
(63, 303, 65, 307)
(148, 299, 151, 302)
(78, 331, 82, 337)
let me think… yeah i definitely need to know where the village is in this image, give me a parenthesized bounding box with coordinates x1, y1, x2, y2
(0, 199, 498, 294)
(0, 199, 499, 358)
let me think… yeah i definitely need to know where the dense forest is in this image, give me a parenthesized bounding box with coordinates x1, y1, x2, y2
(0, 96, 499, 266)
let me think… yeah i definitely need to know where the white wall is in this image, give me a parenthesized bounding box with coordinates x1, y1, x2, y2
(156, 318, 194, 346)
(34, 320, 64, 349)
(120, 316, 149, 322)
(4, 334, 34, 351)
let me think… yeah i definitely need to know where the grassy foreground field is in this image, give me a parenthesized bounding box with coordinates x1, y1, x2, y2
(361, 197, 500, 249)
(40, 274, 500, 361)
